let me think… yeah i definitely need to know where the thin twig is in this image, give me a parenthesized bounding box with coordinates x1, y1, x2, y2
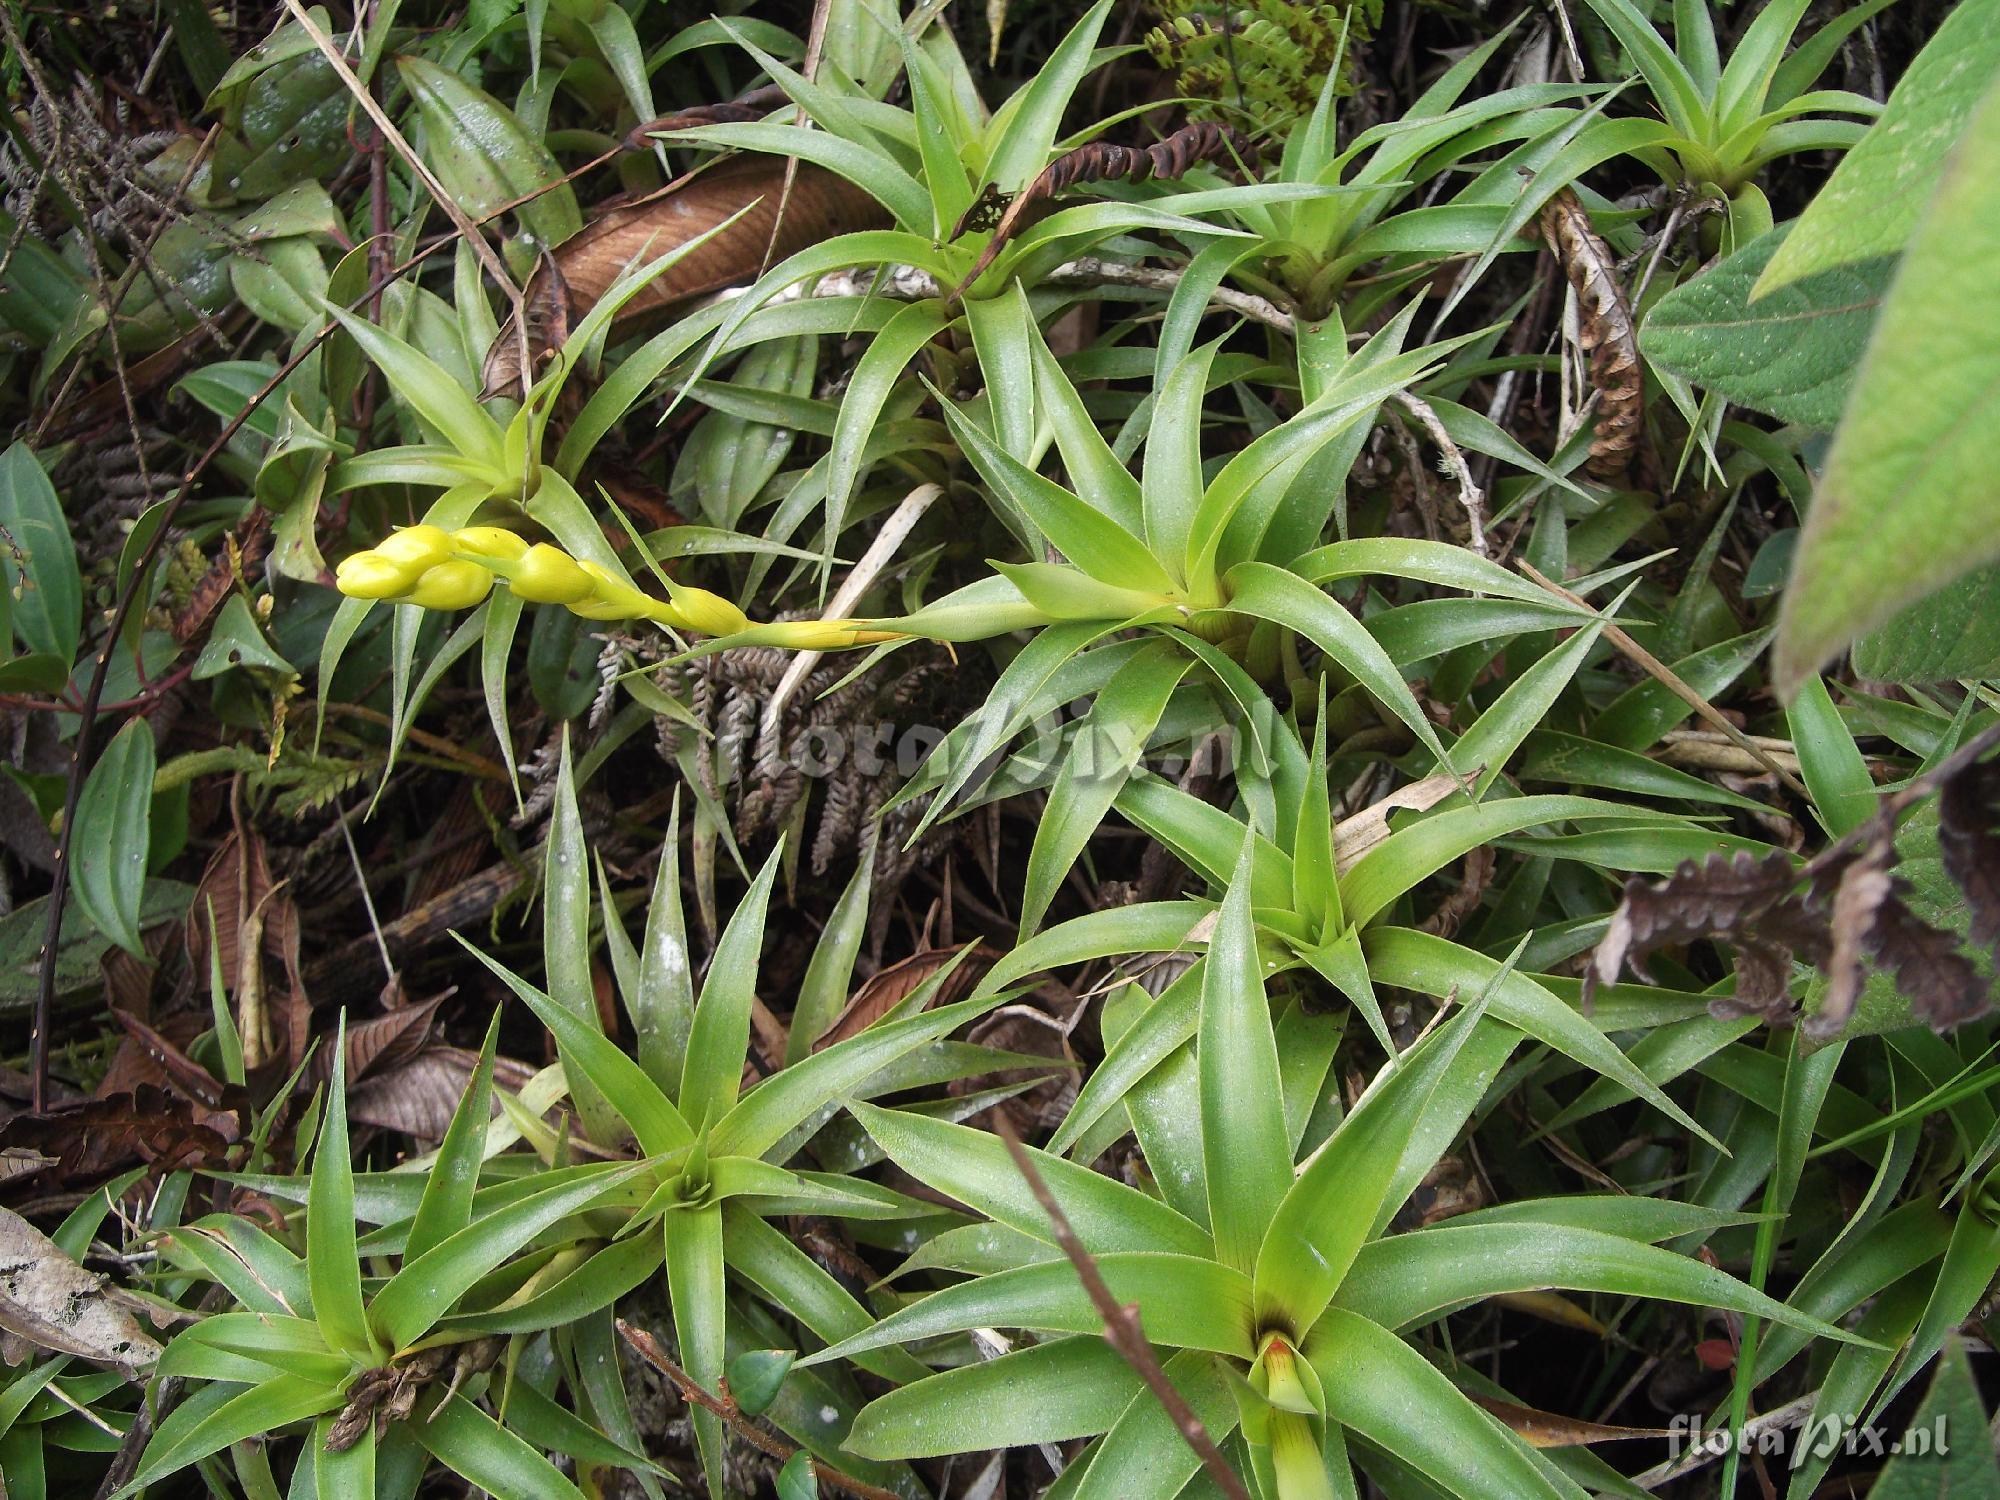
(1630, 1391, 1817, 1490)
(759, 481, 941, 741)
(991, 1115, 1253, 1500)
(276, 0, 530, 382)
(1516, 560, 1810, 798)
(1390, 391, 1488, 556)
(1043, 255, 1297, 330)
(614, 1321, 903, 1500)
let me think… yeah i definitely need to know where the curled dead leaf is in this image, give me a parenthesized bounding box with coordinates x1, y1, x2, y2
(1332, 769, 1472, 875)
(1464, 1391, 1665, 1448)
(812, 943, 1000, 1052)
(482, 155, 887, 397)
(0, 1205, 161, 1376)
(1537, 188, 1643, 482)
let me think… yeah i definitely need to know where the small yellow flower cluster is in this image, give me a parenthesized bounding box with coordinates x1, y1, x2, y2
(334, 526, 750, 636)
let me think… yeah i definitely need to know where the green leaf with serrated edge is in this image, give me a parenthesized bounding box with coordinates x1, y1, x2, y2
(1200, 835, 1292, 1274)
(1775, 81, 2000, 694)
(457, 940, 692, 1154)
(1785, 1273, 1928, 1499)
(1641, 225, 1887, 429)
(1756, 0, 2000, 294)
(70, 719, 155, 957)
(848, 1100, 1210, 1257)
(1852, 565, 2000, 684)
(1863, 1338, 2000, 1497)
(799, 1254, 1256, 1368)
(402, 1012, 501, 1264)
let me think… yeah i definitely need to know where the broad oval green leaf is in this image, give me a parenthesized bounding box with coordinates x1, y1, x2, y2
(1641, 225, 1889, 429)
(1774, 79, 2000, 694)
(394, 55, 580, 249)
(0, 442, 80, 662)
(71, 719, 157, 957)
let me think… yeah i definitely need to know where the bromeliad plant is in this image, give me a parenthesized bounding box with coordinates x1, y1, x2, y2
(1573, 0, 1890, 247)
(128, 745, 1041, 1499)
(795, 852, 1868, 1499)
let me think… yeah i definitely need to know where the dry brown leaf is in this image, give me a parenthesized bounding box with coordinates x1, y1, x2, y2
(0, 1205, 161, 1375)
(813, 943, 1000, 1052)
(1464, 1391, 1666, 1448)
(1537, 188, 1643, 482)
(310, 994, 447, 1090)
(185, 828, 296, 992)
(1332, 770, 1470, 875)
(0, 1086, 238, 1184)
(346, 1047, 537, 1141)
(481, 156, 886, 397)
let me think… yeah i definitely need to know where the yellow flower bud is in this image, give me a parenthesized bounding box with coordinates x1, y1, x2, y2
(509, 543, 596, 604)
(336, 551, 417, 599)
(371, 524, 454, 571)
(567, 561, 653, 621)
(451, 526, 530, 562)
(758, 619, 901, 649)
(400, 560, 495, 611)
(669, 585, 750, 638)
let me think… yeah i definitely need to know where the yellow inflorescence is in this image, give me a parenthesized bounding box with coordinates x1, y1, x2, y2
(333, 527, 894, 646)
